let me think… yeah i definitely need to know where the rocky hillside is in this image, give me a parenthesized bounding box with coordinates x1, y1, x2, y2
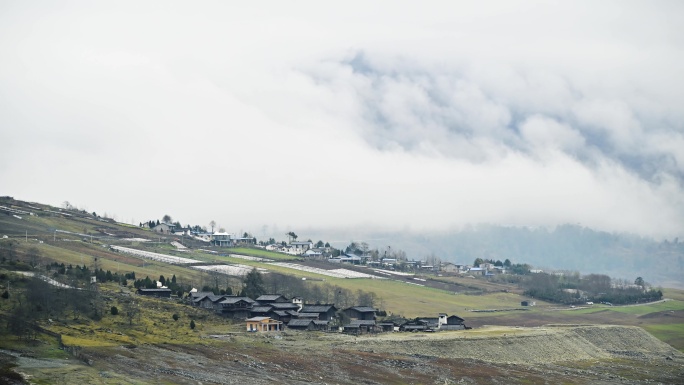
(347, 325, 679, 364)
(5, 325, 683, 384)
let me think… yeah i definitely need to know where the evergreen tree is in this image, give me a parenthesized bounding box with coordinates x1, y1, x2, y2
(243, 268, 265, 299)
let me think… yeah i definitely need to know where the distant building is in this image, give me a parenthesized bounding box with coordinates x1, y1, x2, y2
(152, 223, 175, 234)
(136, 288, 172, 298)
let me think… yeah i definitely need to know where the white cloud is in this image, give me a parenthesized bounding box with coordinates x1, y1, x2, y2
(1, 1, 683, 239)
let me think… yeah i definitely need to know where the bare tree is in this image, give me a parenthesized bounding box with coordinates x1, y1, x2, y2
(26, 247, 41, 267)
(162, 214, 172, 224)
(209, 220, 216, 233)
(122, 298, 141, 326)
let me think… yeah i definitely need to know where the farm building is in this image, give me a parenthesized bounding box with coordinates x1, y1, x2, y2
(136, 288, 172, 298)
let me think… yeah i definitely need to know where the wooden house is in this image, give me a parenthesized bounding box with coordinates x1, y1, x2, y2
(300, 304, 338, 321)
(343, 306, 377, 321)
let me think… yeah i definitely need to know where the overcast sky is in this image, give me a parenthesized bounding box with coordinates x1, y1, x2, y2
(1, 1, 683, 239)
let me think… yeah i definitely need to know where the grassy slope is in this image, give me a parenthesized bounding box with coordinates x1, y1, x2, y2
(2, 200, 684, 352)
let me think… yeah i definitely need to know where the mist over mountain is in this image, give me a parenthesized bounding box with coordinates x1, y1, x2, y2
(297, 224, 684, 289)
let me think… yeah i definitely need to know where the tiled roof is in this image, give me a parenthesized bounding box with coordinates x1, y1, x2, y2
(190, 291, 214, 298)
(301, 305, 336, 313)
(288, 319, 314, 327)
(256, 294, 288, 302)
(273, 310, 290, 317)
(220, 297, 255, 304)
(348, 306, 376, 313)
(250, 306, 273, 313)
(295, 313, 319, 319)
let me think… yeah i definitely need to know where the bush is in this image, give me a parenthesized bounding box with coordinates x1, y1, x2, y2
(1, 290, 8, 299)
(110, 306, 119, 315)
(172, 313, 179, 321)
(190, 320, 195, 330)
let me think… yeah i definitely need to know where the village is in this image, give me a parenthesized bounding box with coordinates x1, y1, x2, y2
(144, 220, 512, 277)
(137, 285, 468, 335)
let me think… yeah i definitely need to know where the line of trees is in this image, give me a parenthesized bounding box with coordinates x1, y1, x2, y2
(133, 274, 189, 297)
(256, 269, 378, 308)
(4, 275, 105, 339)
(522, 272, 662, 305)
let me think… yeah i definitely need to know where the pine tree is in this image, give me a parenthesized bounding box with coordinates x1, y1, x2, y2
(243, 268, 265, 299)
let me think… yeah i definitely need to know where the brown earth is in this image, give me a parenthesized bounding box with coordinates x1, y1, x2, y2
(4, 325, 683, 384)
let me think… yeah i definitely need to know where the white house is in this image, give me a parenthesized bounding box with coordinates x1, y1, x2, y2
(290, 241, 313, 254)
(212, 232, 233, 247)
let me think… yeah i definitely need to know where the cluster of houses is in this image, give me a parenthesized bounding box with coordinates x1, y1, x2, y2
(142, 223, 507, 277)
(177, 291, 467, 334)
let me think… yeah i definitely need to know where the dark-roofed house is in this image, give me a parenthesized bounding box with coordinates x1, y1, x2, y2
(189, 291, 214, 302)
(440, 314, 466, 330)
(343, 306, 377, 321)
(417, 317, 440, 329)
(287, 319, 316, 331)
(269, 302, 301, 312)
(256, 294, 289, 304)
(217, 297, 256, 319)
(300, 304, 338, 321)
(294, 313, 319, 319)
(377, 322, 396, 332)
(400, 314, 467, 331)
(137, 288, 172, 298)
(312, 320, 329, 331)
(270, 310, 297, 324)
(194, 294, 232, 311)
(399, 321, 430, 332)
(249, 305, 274, 317)
(343, 320, 377, 335)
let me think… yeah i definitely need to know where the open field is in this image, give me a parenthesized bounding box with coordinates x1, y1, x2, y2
(229, 247, 301, 261)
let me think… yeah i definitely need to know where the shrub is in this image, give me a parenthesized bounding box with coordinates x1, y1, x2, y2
(190, 320, 195, 330)
(110, 306, 119, 315)
(1, 290, 8, 299)
(173, 313, 179, 321)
